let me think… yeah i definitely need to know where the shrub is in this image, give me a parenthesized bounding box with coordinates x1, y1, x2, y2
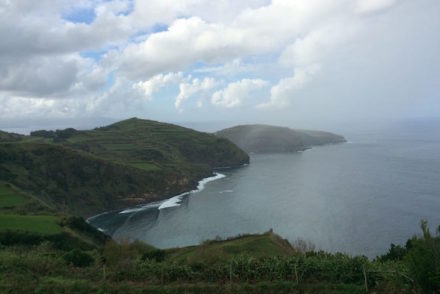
(404, 220, 440, 293)
(141, 249, 165, 262)
(63, 249, 94, 267)
(378, 243, 408, 262)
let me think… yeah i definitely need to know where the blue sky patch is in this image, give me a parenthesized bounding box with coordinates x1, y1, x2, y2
(80, 50, 104, 62)
(63, 7, 96, 24)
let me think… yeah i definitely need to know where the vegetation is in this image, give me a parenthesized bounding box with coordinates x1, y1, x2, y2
(0, 118, 248, 216)
(0, 183, 107, 251)
(0, 230, 416, 293)
(0, 183, 30, 208)
(0, 130, 22, 142)
(378, 220, 440, 293)
(216, 124, 346, 153)
(0, 214, 62, 234)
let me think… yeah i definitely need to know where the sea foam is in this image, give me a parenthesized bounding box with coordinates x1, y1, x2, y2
(119, 202, 161, 214)
(158, 172, 226, 210)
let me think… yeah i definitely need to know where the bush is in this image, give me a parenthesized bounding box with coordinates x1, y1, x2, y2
(61, 216, 108, 245)
(141, 249, 165, 262)
(404, 220, 440, 293)
(378, 243, 408, 262)
(63, 249, 94, 267)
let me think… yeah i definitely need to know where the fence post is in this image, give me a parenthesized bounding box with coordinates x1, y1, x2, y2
(362, 264, 368, 292)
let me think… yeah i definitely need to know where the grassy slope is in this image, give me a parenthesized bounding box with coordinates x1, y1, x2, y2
(0, 130, 22, 142)
(0, 182, 107, 248)
(69, 118, 249, 170)
(216, 124, 346, 153)
(0, 214, 62, 234)
(167, 232, 295, 264)
(0, 183, 29, 208)
(0, 118, 249, 217)
(0, 230, 410, 293)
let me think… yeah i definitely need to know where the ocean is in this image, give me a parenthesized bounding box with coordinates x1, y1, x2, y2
(89, 121, 440, 258)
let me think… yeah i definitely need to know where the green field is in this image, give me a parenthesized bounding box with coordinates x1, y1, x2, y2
(0, 214, 62, 234)
(0, 184, 29, 208)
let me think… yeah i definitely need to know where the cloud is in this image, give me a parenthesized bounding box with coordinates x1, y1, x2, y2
(212, 79, 268, 108)
(175, 77, 217, 109)
(0, 55, 79, 97)
(134, 72, 184, 100)
(1, 0, 438, 127)
(0, 2, 133, 58)
(258, 65, 320, 108)
(278, 22, 357, 68)
(117, 17, 247, 80)
(355, 0, 398, 14)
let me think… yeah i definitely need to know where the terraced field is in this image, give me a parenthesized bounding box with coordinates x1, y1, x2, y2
(0, 183, 29, 208)
(0, 214, 62, 234)
(0, 118, 249, 217)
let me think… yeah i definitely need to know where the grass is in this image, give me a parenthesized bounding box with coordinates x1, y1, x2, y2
(0, 214, 62, 234)
(0, 229, 417, 293)
(167, 232, 295, 264)
(128, 162, 161, 171)
(0, 183, 29, 208)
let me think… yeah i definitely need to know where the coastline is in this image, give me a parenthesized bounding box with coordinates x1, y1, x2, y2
(87, 171, 228, 225)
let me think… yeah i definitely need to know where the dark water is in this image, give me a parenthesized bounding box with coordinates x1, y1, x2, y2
(89, 122, 440, 258)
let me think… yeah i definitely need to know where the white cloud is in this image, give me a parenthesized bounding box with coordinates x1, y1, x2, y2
(258, 65, 320, 108)
(134, 72, 183, 100)
(1, 0, 438, 126)
(355, 0, 398, 14)
(212, 79, 268, 108)
(175, 77, 217, 109)
(278, 22, 358, 68)
(117, 17, 247, 80)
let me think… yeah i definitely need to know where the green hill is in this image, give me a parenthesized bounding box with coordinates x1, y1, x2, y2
(0, 130, 22, 142)
(216, 124, 346, 153)
(0, 118, 248, 217)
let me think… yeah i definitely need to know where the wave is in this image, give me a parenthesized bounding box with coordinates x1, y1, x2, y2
(195, 172, 226, 191)
(158, 172, 226, 210)
(219, 189, 234, 194)
(119, 202, 161, 214)
(157, 191, 190, 210)
(114, 173, 227, 214)
(86, 211, 112, 223)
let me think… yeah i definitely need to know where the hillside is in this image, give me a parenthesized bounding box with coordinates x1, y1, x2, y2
(216, 124, 346, 153)
(0, 118, 248, 217)
(0, 182, 108, 249)
(0, 227, 420, 293)
(0, 130, 22, 142)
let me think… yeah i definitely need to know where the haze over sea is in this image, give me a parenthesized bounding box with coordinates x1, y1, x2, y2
(89, 119, 440, 258)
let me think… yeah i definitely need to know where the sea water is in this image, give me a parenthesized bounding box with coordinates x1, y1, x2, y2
(89, 120, 440, 258)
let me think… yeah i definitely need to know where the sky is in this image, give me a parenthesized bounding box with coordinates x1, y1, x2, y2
(0, 0, 439, 133)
